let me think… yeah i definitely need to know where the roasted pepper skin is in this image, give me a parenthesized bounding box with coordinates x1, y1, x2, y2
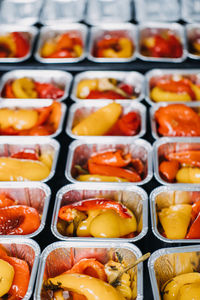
(155, 104, 200, 137)
(166, 151, 200, 168)
(88, 160, 141, 182)
(90, 150, 131, 167)
(0, 205, 40, 235)
(159, 161, 180, 182)
(58, 198, 132, 221)
(65, 258, 107, 282)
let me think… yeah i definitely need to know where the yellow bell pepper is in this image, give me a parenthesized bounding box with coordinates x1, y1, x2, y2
(72, 102, 122, 136)
(40, 41, 56, 57)
(176, 167, 200, 183)
(158, 204, 192, 239)
(76, 79, 98, 98)
(76, 174, 128, 182)
(150, 86, 191, 102)
(0, 35, 16, 57)
(76, 208, 137, 238)
(88, 209, 137, 238)
(161, 272, 200, 300)
(45, 273, 125, 300)
(102, 38, 133, 58)
(12, 78, 38, 99)
(0, 108, 38, 130)
(73, 45, 82, 57)
(177, 282, 200, 299)
(0, 157, 50, 181)
(0, 259, 14, 297)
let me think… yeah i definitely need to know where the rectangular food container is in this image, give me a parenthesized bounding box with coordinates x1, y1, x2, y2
(71, 70, 144, 102)
(0, 238, 40, 300)
(88, 23, 138, 63)
(0, 99, 66, 138)
(0, 181, 51, 238)
(145, 69, 200, 105)
(150, 185, 200, 243)
(0, 69, 72, 102)
(0, 0, 43, 25)
(0, 25, 38, 62)
(153, 137, 200, 185)
(181, 0, 200, 22)
(35, 24, 88, 63)
(0, 136, 60, 182)
(148, 245, 200, 300)
(138, 22, 186, 63)
(40, 0, 86, 25)
(66, 100, 146, 140)
(186, 23, 200, 60)
(66, 138, 152, 185)
(51, 183, 148, 242)
(134, 0, 180, 22)
(34, 241, 143, 300)
(86, 0, 132, 25)
(150, 102, 200, 139)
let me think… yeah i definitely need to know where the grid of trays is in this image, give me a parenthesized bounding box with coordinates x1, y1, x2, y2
(0, 4, 200, 300)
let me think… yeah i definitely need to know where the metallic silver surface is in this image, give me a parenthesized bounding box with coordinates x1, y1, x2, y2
(0, 136, 60, 182)
(0, 182, 51, 238)
(138, 22, 186, 62)
(35, 24, 88, 63)
(71, 70, 144, 102)
(66, 138, 152, 185)
(51, 183, 148, 242)
(0, 238, 40, 300)
(0, 99, 66, 138)
(34, 241, 143, 300)
(0, 69, 72, 102)
(150, 185, 200, 243)
(88, 23, 137, 63)
(66, 100, 146, 140)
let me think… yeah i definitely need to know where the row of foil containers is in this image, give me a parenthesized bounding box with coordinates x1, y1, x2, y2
(1, 237, 199, 299)
(0, 0, 199, 25)
(2, 68, 200, 105)
(3, 22, 200, 63)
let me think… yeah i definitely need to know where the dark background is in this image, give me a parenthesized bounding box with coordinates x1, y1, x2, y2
(1, 25, 200, 299)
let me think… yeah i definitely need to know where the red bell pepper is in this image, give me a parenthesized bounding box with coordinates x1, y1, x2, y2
(157, 79, 196, 99)
(90, 150, 131, 167)
(11, 149, 39, 160)
(12, 32, 30, 58)
(35, 105, 52, 126)
(58, 198, 132, 222)
(88, 160, 141, 182)
(4, 83, 15, 98)
(186, 212, 200, 239)
(86, 90, 125, 100)
(191, 200, 200, 222)
(34, 82, 64, 100)
(118, 83, 133, 96)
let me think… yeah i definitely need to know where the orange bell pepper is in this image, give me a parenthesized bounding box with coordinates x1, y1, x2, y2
(90, 150, 131, 167)
(157, 79, 195, 99)
(159, 160, 180, 182)
(155, 104, 200, 137)
(186, 212, 200, 239)
(166, 150, 200, 168)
